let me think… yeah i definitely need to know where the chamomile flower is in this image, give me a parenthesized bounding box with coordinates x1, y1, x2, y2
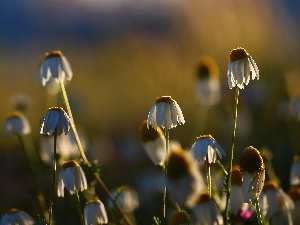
(0, 208, 35, 225)
(227, 47, 259, 89)
(40, 107, 71, 136)
(3, 111, 31, 136)
(147, 96, 185, 130)
(38, 50, 73, 86)
(84, 199, 108, 225)
(57, 160, 87, 197)
(239, 146, 265, 204)
(139, 120, 166, 166)
(190, 134, 226, 164)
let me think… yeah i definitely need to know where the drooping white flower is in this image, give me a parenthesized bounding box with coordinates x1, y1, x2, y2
(38, 50, 73, 86)
(147, 96, 185, 130)
(190, 134, 226, 164)
(227, 47, 259, 89)
(166, 148, 206, 208)
(40, 107, 71, 136)
(0, 208, 35, 225)
(195, 56, 221, 106)
(84, 199, 108, 225)
(239, 146, 265, 204)
(3, 111, 31, 136)
(192, 191, 223, 225)
(139, 120, 166, 166)
(57, 160, 87, 197)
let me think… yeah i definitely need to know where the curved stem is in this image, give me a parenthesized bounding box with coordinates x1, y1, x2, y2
(224, 87, 239, 224)
(59, 80, 132, 225)
(49, 129, 57, 225)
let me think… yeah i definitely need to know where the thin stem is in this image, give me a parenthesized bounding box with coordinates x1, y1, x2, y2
(49, 129, 57, 225)
(206, 160, 212, 198)
(75, 191, 84, 225)
(163, 128, 169, 219)
(59, 80, 132, 225)
(224, 87, 239, 224)
(17, 135, 48, 220)
(255, 198, 263, 225)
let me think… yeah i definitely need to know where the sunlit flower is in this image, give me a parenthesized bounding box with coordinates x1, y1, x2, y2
(57, 160, 87, 197)
(147, 96, 185, 130)
(3, 111, 31, 137)
(259, 181, 294, 220)
(190, 134, 225, 164)
(107, 186, 139, 212)
(290, 155, 300, 186)
(288, 187, 300, 225)
(38, 50, 73, 86)
(139, 120, 166, 166)
(195, 56, 221, 106)
(166, 148, 205, 207)
(227, 47, 259, 89)
(192, 191, 223, 225)
(0, 208, 35, 225)
(239, 146, 265, 204)
(40, 107, 71, 136)
(84, 199, 108, 225)
(169, 211, 190, 225)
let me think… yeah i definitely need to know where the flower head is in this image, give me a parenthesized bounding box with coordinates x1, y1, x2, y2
(169, 211, 190, 225)
(147, 96, 185, 130)
(3, 111, 31, 136)
(190, 134, 226, 164)
(38, 50, 73, 86)
(57, 160, 87, 197)
(84, 199, 108, 225)
(40, 107, 71, 136)
(139, 120, 166, 166)
(0, 208, 35, 225)
(239, 146, 265, 204)
(195, 56, 221, 106)
(166, 148, 205, 207)
(227, 47, 259, 89)
(290, 155, 300, 186)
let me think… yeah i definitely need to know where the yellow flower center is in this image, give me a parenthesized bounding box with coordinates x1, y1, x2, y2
(231, 165, 242, 186)
(6, 110, 23, 119)
(62, 160, 80, 170)
(155, 96, 174, 103)
(170, 211, 190, 225)
(239, 146, 265, 173)
(47, 106, 64, 112)
(196, 56, 219, 80)
(86, 199, 101, 205)
(139, 120, 163, 142)
(45, 50, 64, 59)
(293, 154, 300, 162)
(6, 208, 19, 214)
(229, 47, 249, 62)
(262, 181, 278, 191)
(196, 134, 213, 141)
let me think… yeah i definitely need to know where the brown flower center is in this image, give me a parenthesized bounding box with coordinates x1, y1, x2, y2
(229, 47, 249, 62)
(139, 120, 163, 142)
(197, 191, 211, 203)
(167, 149, 190, 180)
(231, 165, 242, 186)
(62, 160, 80, 170)
(155, 96, 174, 103)
(45, 50, 64, 59)
(170, 211, 190, 225)
(239, 146, 265, 173)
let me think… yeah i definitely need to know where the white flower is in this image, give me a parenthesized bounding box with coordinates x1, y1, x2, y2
(3, 111, 31, 136)
(84, 200, 108, 225)
(40, 107, 71, 136)
(190, 134, 225, 164)
(166, 148, 206, 207)
(0, 208, 35, 225)
(139, 120, 166, 166)
(57, 160, 87, 197)
(290, 155, 300, 186)
(239, 146, 265, 204)
(192, 191, 223, 225)
(259, 181, 294, 220)
(147, 96, 185, 130)
(38, 50, 73, 86)
(227, 47, 259, 89)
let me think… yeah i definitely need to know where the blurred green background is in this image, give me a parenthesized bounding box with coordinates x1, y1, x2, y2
(1, 0, 300, 224)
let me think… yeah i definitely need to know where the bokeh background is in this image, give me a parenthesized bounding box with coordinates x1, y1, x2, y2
(1, 0, 300, 224)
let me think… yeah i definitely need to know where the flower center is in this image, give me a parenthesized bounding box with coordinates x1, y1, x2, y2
(86, 199, 101, 205)
(262, 181, 278, 191)
(231, 165, 242, 186)
(196, 134, 213, 141)
(197, 191, 211, 203)
(196, 56, 219, 80)
(6, 208, 19, 214)
(293, 154, 300, 162)
(229, 47, 248, 62)
(239, 146, 265, 173)
(167, 149, 190, 180)
(6, 110, 22, 119)
(288, 187, 300, 201)
(47, 106, 64, 112)
(155, 96, 174, 103)
(45, 50, 64, 59)
(62, 160, 80, 170)
(139, 120, 163, 142)
(170, 211, 190, 225)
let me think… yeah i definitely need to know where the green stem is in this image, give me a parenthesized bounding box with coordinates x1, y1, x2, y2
(206, 160, 212, 198)
(75, 191, 84, 225)
(255, 198, 263, 225)
(224, 87, 239, 224)
(49, 129, 57, 225)
(59, 80, 132, 225)
(163, 128, 169, 219)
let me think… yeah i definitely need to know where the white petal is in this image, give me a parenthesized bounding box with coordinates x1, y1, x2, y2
(164, 103, 173, 129)
(156, 102, 166, 127)
(147, 105, 156, 129)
